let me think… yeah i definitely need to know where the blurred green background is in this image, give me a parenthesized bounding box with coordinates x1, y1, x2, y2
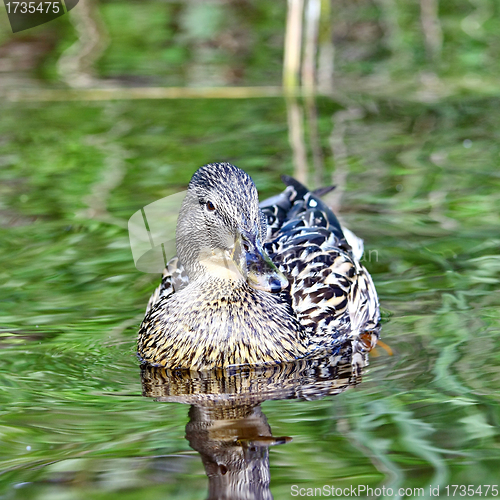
(1, 0, 499, 93)
(0, 1, 499, 499)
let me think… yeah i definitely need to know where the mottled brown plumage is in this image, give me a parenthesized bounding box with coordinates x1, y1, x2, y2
(138, 163, 380, 370)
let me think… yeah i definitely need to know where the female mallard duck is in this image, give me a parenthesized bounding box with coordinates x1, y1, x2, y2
(138, 162, 380, 370)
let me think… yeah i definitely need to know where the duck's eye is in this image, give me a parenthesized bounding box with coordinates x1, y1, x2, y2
(205, 201, 216, 212)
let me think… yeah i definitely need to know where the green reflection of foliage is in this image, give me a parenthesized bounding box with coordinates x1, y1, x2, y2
(1, 90, 500, 500)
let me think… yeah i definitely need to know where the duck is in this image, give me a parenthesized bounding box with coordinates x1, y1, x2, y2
(138, 162, 380, 370)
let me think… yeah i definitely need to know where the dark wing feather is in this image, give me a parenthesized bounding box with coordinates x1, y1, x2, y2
(311, 185, 336, 197)
(261, 176, 380, 348)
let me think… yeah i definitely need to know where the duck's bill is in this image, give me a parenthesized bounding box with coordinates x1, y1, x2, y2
(235, 232, 288, 293)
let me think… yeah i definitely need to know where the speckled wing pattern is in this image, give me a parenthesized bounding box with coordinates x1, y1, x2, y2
(260, 175, 380, 351)
(145, 256, 189, 313)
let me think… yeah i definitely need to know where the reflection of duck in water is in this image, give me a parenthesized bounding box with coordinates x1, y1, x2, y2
(141, 349, 365, 500)
(186, 405, 281, 500)
(138, 163, 380, 370)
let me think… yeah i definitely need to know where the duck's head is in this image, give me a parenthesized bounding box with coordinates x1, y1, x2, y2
(176, 163, 288, 293)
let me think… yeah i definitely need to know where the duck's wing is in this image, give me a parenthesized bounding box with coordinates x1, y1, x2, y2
(145, 256, 189, 314)
(261, 176, 380, 348)
(260, 176, 346, 243)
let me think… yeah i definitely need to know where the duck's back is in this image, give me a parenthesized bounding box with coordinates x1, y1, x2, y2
(260, 176, 380, 351)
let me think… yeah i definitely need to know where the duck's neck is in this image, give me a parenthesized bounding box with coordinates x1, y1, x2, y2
(199, 248, 243, 280)
(184, 248, 248, 295)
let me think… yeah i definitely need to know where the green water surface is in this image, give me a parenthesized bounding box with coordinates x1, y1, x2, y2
(0, 95, 499, 499)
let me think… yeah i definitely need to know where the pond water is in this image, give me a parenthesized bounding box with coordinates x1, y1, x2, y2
(0, 95, 499, 499)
